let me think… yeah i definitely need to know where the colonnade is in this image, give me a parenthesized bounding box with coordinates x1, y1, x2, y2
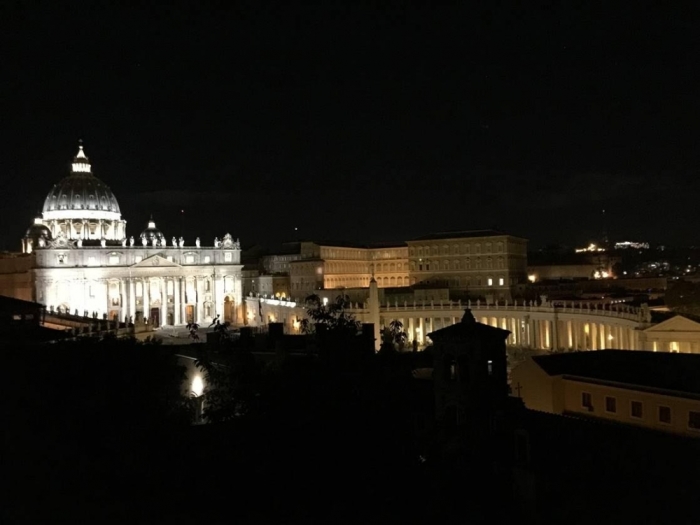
(379, 312, 643, 351)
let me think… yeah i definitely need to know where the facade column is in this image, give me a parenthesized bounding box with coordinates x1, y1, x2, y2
(119, 279, 126, 322)
(143, 278, 150, 324)
(129, 278, 136, 323)
(174, 276, 181, 325)
(159, 277, 166, 326)
(199, 276, 206, 322)
(181, 277, 187, 324)
(418, 317, 425, 345)
(408, 317, 415, 342)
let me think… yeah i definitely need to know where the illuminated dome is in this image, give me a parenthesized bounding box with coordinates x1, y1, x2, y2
(42, 143, 121, 219)
(140, 217, 165, 244)
(37, 142, 127, 241)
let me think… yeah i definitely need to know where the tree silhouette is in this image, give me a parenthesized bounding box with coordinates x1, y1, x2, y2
(299, 294, 361, 337)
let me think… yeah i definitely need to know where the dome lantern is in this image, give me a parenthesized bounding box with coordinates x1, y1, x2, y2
(71, 140, 91, 173)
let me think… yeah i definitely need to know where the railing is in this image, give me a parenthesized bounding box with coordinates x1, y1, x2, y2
(344, 299, 645, 323)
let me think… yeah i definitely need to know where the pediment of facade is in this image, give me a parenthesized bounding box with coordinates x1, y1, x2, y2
(645, 315, 700, 333)
(130, 254, 182, 268)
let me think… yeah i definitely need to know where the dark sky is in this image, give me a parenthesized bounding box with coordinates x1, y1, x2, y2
(1, 2, 698, 251)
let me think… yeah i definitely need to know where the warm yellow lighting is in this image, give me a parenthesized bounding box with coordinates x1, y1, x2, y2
(322, 297, 328, 306)
(293, 318, 301, 331)
(608, 334, 614, 341)
(593, 270, 610, 279)
(192, 375, 204, 397)
(528, 274, 536, 283)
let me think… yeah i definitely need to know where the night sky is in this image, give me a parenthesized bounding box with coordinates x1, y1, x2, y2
(1, 2, 698, 251)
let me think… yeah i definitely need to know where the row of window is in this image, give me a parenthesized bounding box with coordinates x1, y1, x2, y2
(414, 257, 506, 271)
(582, 392, 700, 429)
(54, 253, 234, 266)
(410, 242, 505, 257)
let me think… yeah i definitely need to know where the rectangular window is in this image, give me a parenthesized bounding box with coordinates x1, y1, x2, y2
(659, 406, 672, 424)
(688, 411, 700, 430)
(88, 256, 96, 266)
(185, 255, 195, 264)
(109, 255, 119, 265)
(605, 396, 617, 413)
(487, 278, 493, 286)
(224, 252, 232, 262)
(631, 400, 643, 419)
(498, 277, 504, 286)
(581, 392, 592, 409)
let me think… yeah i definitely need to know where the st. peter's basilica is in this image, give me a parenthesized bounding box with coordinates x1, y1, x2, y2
(0, 143, 243, 326)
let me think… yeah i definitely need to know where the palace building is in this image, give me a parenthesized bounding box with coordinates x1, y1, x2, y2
(0, 143, 243, 327)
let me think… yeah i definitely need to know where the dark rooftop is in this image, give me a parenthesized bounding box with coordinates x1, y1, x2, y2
(0, 294, 45, 311)
(411, 230, 521, 242)
(428, 309, 511, 341)
(533, 350, 700, 397)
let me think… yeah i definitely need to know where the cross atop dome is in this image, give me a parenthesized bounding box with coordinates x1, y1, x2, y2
(72, 139, 91, 173)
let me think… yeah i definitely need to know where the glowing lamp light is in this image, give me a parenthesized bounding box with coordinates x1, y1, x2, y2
(192, 375, 204, 397)
(322, 297, 329, 306)
(608, 334, 614, 341)
(528, 274, 536, 283)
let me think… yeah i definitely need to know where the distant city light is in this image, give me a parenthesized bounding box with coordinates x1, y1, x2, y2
(528, 274, 537, 283)
(594, 270, 611, 279)
(614, 241, 650, 250)
(575, 243, 606, 253)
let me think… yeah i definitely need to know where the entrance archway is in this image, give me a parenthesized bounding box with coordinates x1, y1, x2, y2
(150, 307, 160, 327)
(224, 296, 235, 324)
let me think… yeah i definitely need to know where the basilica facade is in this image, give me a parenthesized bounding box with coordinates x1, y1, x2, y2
(0, 143, 243, 327)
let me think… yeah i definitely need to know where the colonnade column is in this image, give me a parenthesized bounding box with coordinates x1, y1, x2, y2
(419, 317, 425, 345)
(408, 317, 415, 342)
